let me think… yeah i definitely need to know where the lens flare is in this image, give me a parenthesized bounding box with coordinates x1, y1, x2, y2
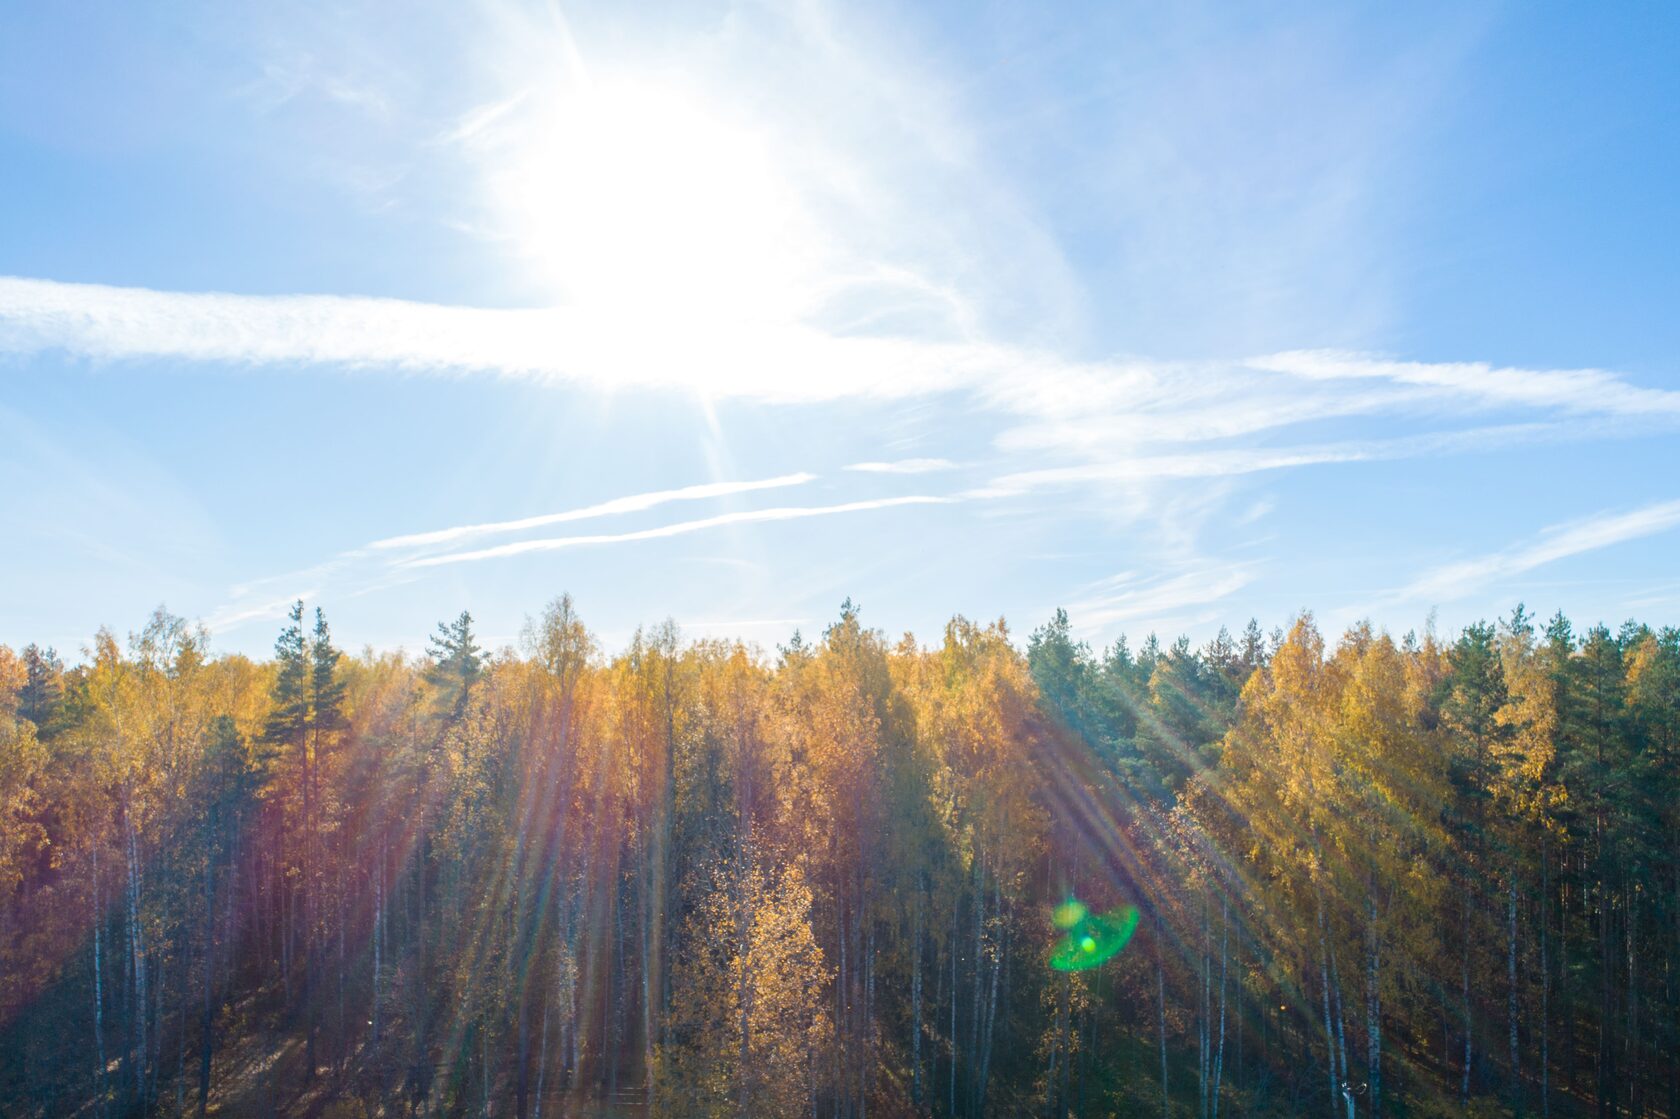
(1052, 897, 1088, 930)
(1049, 900, 1139, 971)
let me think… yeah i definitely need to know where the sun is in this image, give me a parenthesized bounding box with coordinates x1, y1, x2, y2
(490, 74, 817, 328)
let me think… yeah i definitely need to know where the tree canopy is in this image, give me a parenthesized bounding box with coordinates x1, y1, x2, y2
(0, 599, 1675, 1118)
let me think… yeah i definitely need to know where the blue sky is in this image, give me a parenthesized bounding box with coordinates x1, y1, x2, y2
(2, 0, 1677, 659)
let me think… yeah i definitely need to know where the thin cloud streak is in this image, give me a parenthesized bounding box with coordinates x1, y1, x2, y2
(204, 590, 318, 635)
(206, 474, 829, 632)
(368, 473, 817, 550)
(976, 425, 1560, 495)
(1257, 350, 1680, 418)
(403, 495, 956, 568)
(1391, 499, 1680, 605)
(844, 458, 956, 474)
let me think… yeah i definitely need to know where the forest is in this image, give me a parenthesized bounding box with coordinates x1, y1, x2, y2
(0, 595, 1676, 1119)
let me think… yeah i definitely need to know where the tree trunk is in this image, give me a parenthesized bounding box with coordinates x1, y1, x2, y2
(969, 870, 1004, 1115)
(199, 825, 217, 1118)
(976, 894, 1003, 1119)
(1462, 922, 1473, 1107)
(124, 798, 148, 1108)
(336, 881, 346, 1073)
(1562, 859, 1574, 1102)
(1200, 892, 1211, 1119)
(949, 902, 957, 1119)
(1597, 840, 1616, 1119)
(864, 919, 876, 1119)
(841, 893, 854, 1119)
(1318, 905, 1339, 1119)
(513, 785, 533, 1119)
(911, 883, 923, 1111)
(304, 732, 317, 1082)
(1541, 841, 1551, 1119)
(736, 860, 754, 1118)
(1366, 895, 1382, 1119)
(1626, 869, 1639, 1119)
(1509, 873, 1522, 1116)
(641, 828, 655, 1092)
(1213, 895, 1229, 1119)
(373, 837, 384, 1045)
(93, 841, 108, 1119)
(1328, 935, 1352, 1119)
(1049, 972, 1069, 1119)
(969, 864, 984, 1116)
(1158, 923, 1171, 1119)
(534, 1001, 550, 1119)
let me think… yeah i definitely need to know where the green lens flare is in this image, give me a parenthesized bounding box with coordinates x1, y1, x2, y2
(1052, 897, 1089, 930)
(1049, 902, 1140, 971)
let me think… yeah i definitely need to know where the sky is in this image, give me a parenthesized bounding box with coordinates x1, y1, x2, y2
(1, 0, 1677, 660)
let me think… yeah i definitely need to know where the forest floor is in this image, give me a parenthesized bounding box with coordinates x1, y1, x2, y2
(196, 1005, 651, 1118)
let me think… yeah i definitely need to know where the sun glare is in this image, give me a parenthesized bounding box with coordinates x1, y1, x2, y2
(495, 76, 816, 327)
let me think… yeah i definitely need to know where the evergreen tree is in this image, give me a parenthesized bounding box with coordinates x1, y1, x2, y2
(263, 601, 309, 758)
(18, 644, 63, 731)
(425, 610, 483, 720)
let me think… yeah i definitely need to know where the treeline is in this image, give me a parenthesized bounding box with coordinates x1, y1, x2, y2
(0, 596, 1676, 1118)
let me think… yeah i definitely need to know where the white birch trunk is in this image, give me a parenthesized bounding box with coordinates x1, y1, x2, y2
(1318, 903, 1339, 1119)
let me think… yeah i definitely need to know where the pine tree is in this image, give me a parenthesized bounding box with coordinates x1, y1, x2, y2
(426, 610, 483, 721)
(263, 602, 309, 758)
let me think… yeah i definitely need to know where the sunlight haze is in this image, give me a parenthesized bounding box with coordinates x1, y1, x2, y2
(2, 1, 1675, 655)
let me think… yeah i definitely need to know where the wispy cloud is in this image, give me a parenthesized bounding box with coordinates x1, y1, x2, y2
(0, 275, 984, 402)
(16, 270, 1679, 633)
(1065, 568, 1256, 634)
(978, 446, 1372, 495)
(368, 473, 816, 550)
(201, 474, 845, 635)
(1390, 499, 1680, 605)
(975, 425, 1560, 496)
(8, 276, 1678, 444)
(403, 496, 954, 568)
(204, 591, 319, 635)
(1255, 350, 1680, 418)
(239, 56, 393, 117)
(10, 271, 1677, 627)
(844, 458, 956, 474)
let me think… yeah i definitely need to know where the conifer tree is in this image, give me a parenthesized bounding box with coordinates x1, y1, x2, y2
(18, 643, 64, 731)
